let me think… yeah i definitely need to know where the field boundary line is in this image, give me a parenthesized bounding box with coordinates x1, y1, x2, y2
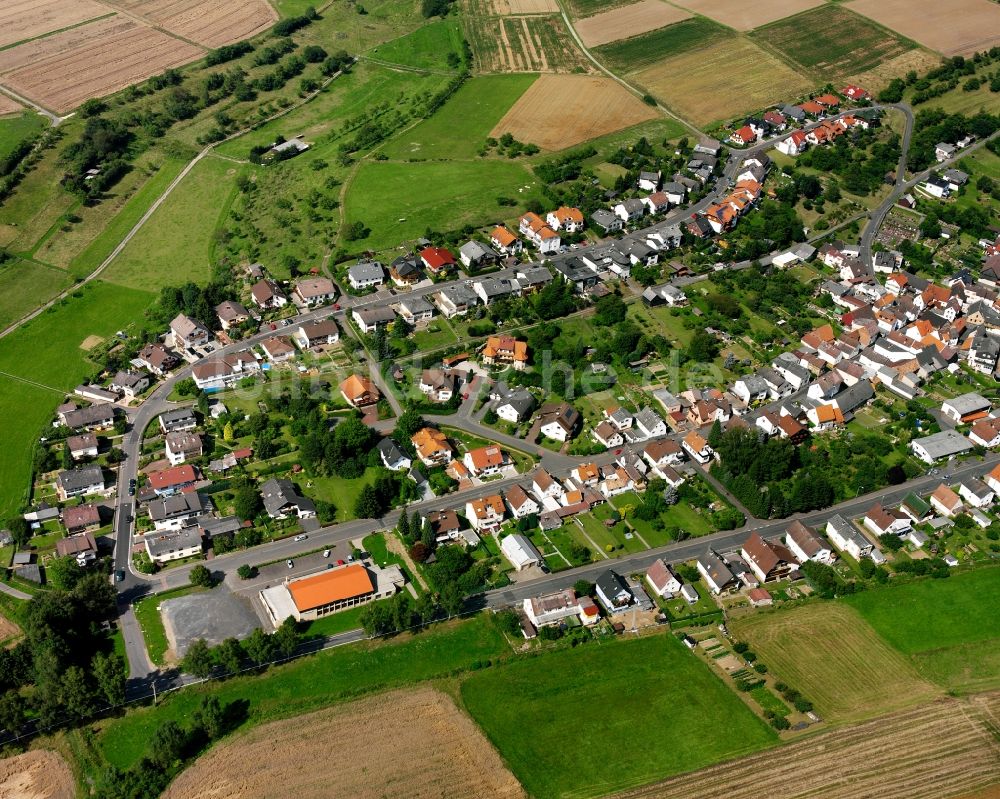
(0, 11, 119, 55)
(0, 370, 68, 394)
(0, 66, 351, 341)
(554, 0, 703, 138)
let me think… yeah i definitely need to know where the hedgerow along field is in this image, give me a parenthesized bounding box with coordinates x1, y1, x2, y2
(845, 567, 1000, 693)
(729, 601, 941, 723)
(460, 633, 777, 799)
(750, 3, 917, 81)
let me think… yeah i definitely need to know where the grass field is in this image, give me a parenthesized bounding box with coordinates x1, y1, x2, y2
(99, 616, 509, 769)
(0, 280, 154, 515)
(102, 155, 244, 291)
(0, 111, 45, 163)
(366, 19, 465, 72)
(750, 4, 915, 80)
(731, 602, 941, 723)
(634, 35, 814, 127)
(846, 568, 1000, 693)
(0, 258, 72, 330)
(593, 17, 730, 72)
(344, 158, 546, 251)
(461, 633, 777, 799)
(382, 74, 537, 160)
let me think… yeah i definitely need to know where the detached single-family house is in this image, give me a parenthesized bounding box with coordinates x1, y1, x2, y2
(546, 207, 584, 233)
(66, 433, 98, 461)
(411, 427, 453, 467)
(347, 261, 385, 291)
(467, 494, 505, 534)
(377, 438, 412, 472)
(419, 368, 458, 402)
(110, 371, 150, 400)
(292, 319, 339, 349)
(339, 374, 380, 408)
(148, 464, 198, 497)
(863, 503, 911, 537)
(595, 569, 633, 613)
(825, 515, 873, 560)
(56, 465, 104, 500)
(463, 445, 508, 477)
(261, 477, 316, 520)
(505, 485, 540, 519)
(742, 532, 799, 583)
(170, 313, 211, 349)
(260, 336, 296, 362)
(697, 552, 735, 594)
(164, 431, 202, 466)
(293, 277, 337, 306)
(682, 431, 714, 464)
(645, 558, 682, 599)
(145, 527, 203, 565)
(420, 246, 456, 274)
(957, 478, 994, 509)
(250, 278, 287, 309)
(539, 403, 580, 442)
(352, 306, 396, 335)
(784, 521, 834, 565)
(61, 504, 101, 535)
(159, 408, 197, 433)
(215, 300, 250, 331)
(490, 226, 522, 255)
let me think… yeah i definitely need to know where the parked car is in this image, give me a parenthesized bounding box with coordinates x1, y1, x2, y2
(337, 559, 345, 566)
(294, 534, 307, 541)
(286, 559, 294, 568)
(114, 569, 125, 583)
(323, 549, 330, 558)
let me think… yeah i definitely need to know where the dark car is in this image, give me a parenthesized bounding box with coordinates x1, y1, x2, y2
(114, 569, 125, 583)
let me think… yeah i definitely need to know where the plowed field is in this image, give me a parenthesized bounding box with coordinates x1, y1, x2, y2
(0, 95, 23, 116)
(163, 688, 526, 799)
(105, 0, 277, 48)
(612, 694, 1000, 799)
(671, 0, 824, 31)
(847, 0, 1000, 56)
(575, 1, 692, 48)
(0, 0, 111, 50)
(0, 18, 203, 114)
(491, 74, 657, 149)
(0, 750, 75, 799)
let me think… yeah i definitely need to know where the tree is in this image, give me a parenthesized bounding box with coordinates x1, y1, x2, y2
(92, 651, 127, 706)
(48, 555, 85, 590)
(244, 627, 274, 665)
(149, 720, 187, 770)
(189, 564, 213, 588)
(214, 638, 243, 675)
(879, 532, 904, 552)
(191, 695, 226, 741)
(7, 517, 30, 547)
(234, 485, 262, 521)
(61, 665, 96, 720)
(353, 484, 382, 518)
(273, 617, 299, 659)
(573, 579, 593, 597)
(236, 564, 255, 580)
(183, 639, 214, 678)
(397, 507, 410, 541)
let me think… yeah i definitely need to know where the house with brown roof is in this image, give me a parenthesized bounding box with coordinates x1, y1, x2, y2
(504, 485, 539, 519)
(260, 336, 296, 363)
(61, 504, 101, 535)
(465, 494, 505, 533)
(250, 278, 287, 309)
(463, 445, 508, 477)
(292, 319, 339, 349)
(423, 509, 462, 544)
(929, 483, 963, 517)
(645, 558, 682, 599)
(339, 374, 380, 408)
(56, 531, 98, 564)
(863, 503, 911, 537)
(294, 277, 337, 307)
(165, 431, 202, 466)
(411, 427, 453, 467)
(137, 342, 179, 376)
(784, 521, 834, 565)
(170, 314, 211, 349)
(539, 402, 581, 442)
(67, 433, 98, 461)
(741, 532, 799, 583)
(592, 420, 623, 449)
(215, 300, 250, 331)
(481, 335, 528, 370)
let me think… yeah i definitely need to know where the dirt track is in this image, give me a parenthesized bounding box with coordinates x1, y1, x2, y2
(612, 693, 1000, 799)
(162, 688, 526, 799)
(0, 750, 75, 799)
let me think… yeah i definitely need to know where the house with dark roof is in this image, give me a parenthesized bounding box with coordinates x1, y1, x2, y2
(261, 478, 316, 520)
(741, 532, 799, 583)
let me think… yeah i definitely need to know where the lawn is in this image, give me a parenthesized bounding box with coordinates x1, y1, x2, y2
(381, 74, 537, 161)
(593, 17, 730, 72)
(301, 605, 366, 638)
(845, 567, 1000, 693)
(134, 584, 203, 666)
(102, 155, 245, 291)
(0, 111, 46, 163)
(460, 633, 777, 799)
(749, 685, 790, 717)
(366, 19, 465, 72)
(344, 158, 546, 251)
(99, 615, 508, 769)
(307, 467, 380, 522)
(731, 601, 941, 723)
(0, 280, 154, 515)
(0, 258, 72, 330)
(750, 4, 915, 79)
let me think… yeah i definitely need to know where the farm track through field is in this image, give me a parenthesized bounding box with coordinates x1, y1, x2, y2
(0, 66, 350, 340)
(613, 694, 1000, 799)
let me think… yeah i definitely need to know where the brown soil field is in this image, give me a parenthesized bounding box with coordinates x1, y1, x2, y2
(635, 36, 811, 126)
(0, 0, 111, 50)
(0, 19, 203, 114)
(575, 0, 692, 48)
(0, 15, 135, 75)
(491, 74, 657, 149)
(847, 48, 944, 93)
(104, 0, 278, 48)
(671, 0, 824, 32)
(847, 0, 1000, 56)
(0, 95, 23, 116)
(0, 750, 75, 799)
(162, 687, 526, 799)
(612, 693, 1000, 799)
(491, 0, 559, 13)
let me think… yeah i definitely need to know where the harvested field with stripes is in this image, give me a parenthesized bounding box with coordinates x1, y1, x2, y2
(0, 0, 111, 50)
(464, 14, 593, 73)
(847, 0, 1000, 56)
(612, 694, 1000, 799)
(491, 0, 559, 13)
(670, 0, 824, 32)
(0, 95, 23, 116)
(103, 0, 277, 48)
(730, 602, 941, 723)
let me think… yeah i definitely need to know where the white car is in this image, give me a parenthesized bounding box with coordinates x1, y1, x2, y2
(294, 534, 307, 542)
(323, 549, 330, 558)
(286, 559, 294, 569)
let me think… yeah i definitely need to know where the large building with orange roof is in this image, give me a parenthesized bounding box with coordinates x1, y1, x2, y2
(260, 562, 405, 622)
(481, 335, 528, 370)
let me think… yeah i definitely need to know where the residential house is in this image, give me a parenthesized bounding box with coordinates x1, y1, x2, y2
(339, 374, 380, 408)
(495, 388, 535, 423)
(825, 514, 873, 560)
(482, 335, 528, 370)
(60, 403, 116, 432)
(292, 319, 339, 349)
(250, 278, 288, 309)
(539, 403, 580, 442)
(389, 255, 422, 286)
(215, 300, 250, 331)
(592, 420, 624, 449)
(595, 569, 633, 613)
(523, 589, 598, 630)
(170, 314, 211, 349)
(459, 241, 499, 270)
(645, 558, 682, 599)
(411, 427, 453, 467)
(515, 266, 552, 294)
(137, 343, 178, 376)
(637, 170, 661, 191)
(191, 351, 259, 390)
(148, 464, 198, 496)
(546, 206, 584, 233)
(293, 277, 337, 306)
(420, 246, 457, 274)
(957, 478, 994, 508)
(164, 431, 202, 466)
(784, 521, 834, 565)
(347, 261, 385, 291)
(473, 277, 521, 306)
(899, 492, 931, 523)
(463, 446, 508, 477)
(969, 416, 1000, 448)
(532, 469, 564, 501)
(66, 433, 98, 460)
(697, 552, 735, 594)
(466, 494, 505, 534)
(505, 485, 540, 519)
(61, 504, 101, 535)
(863, 503, 911, 537)
(518, 212, 560, 254)
(434, 284, 479, 318)
(633, 407, 667, 439)
(987, 463, 1000, 495)
(397, 296, 435, 325)
(377, 439, 411, 472)
(110, 371, 150, 400)
(742, 532, 799, 583)
(260, 336, 296, 363)
(56, 465, 104, 500)
(571, 462, 600, 486)
(419, 368, 458, 402)
(682, 431, 714, 464)
(490, 226, 522, 255)
(261, 477, 316, 519)
(591, 208, 623, 233)
(613, 198, 645, 224)
(145, 527, 203, 565)
(56, 531, 98, 565)
(148, 492, 209, 531)
(352, 307, 396, 335)
(159, 408, 197, 433)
